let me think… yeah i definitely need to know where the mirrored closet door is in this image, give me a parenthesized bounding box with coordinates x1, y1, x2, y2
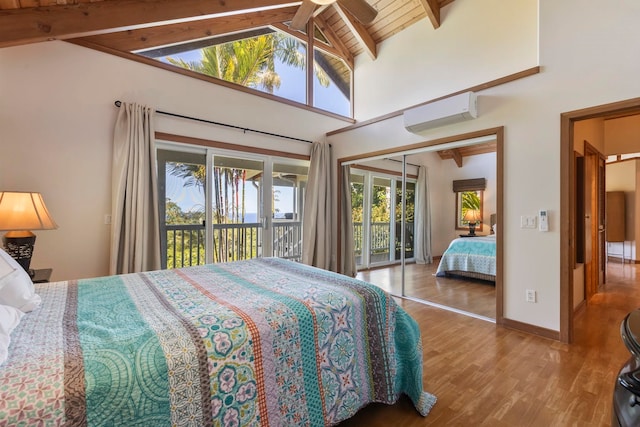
(341, 130, 503, 322)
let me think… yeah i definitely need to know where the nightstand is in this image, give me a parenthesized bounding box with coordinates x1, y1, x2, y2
(459, 234, 485, 238)
(30, 268, 52, 283)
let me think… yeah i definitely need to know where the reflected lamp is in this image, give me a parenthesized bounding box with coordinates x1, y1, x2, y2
(0, 191, 58, 275)
(463, 209, 481, 236)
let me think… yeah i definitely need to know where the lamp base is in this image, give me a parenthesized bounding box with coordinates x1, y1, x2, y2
(468, 223, 477, 236)
(3, 233, 36, 274)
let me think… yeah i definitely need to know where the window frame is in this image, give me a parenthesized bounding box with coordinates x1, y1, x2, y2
(455, 190, 485, 231)
(453, 178, 486, 232)
(136, 24, 355, 120)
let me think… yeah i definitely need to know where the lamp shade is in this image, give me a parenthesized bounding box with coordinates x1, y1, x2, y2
(0, 192, 58, 232)
(463, 209, 481, 223)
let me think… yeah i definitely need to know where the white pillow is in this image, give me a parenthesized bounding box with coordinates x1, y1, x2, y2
(0, 248, 41, 312)
(0, 250, 14, 281)
(0, 303, 24, 365)
(492, 223, 498, 234)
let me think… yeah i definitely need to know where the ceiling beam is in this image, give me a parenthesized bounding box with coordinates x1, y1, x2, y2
(314, 15, 354, 66)
(418, 0, 441, 29)
(0, 0, 301, 48)
(78, 7, 299, 52)
(450, 148, 463, 167)
(333, 2, 376, 60)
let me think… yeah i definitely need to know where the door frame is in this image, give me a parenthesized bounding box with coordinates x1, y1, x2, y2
(560, 97, 640, 343)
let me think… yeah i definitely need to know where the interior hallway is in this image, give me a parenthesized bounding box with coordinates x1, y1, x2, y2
(340, 262, 640, 426)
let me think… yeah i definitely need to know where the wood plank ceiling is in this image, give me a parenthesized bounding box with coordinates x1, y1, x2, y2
(0, 0, 453, 60)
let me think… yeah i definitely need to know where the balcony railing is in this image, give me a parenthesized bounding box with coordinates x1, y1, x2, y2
(353, 221, 414, 264)
(272, 220, 303, 261)
(164, 221, 302, 268)
(164, 220, 413, 269)
(166, 224, 205, 268)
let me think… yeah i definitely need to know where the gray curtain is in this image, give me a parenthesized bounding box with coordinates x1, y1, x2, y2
(415, 165, 433, 264)
(109, 102, 161, 274)
(340, 165, 357, 277)
(302, 142, 332, 270)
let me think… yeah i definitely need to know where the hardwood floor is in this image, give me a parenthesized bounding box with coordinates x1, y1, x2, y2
(340, 262, 640, 426)
(357, 262, 496, 319)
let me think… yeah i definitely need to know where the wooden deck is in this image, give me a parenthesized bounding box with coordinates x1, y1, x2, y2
(341, 261, 640, 426)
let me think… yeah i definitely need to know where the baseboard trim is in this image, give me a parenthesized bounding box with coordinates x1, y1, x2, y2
(500, 318, 560, 341)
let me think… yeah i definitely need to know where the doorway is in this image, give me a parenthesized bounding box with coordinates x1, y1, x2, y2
(560, 96, 640, 343)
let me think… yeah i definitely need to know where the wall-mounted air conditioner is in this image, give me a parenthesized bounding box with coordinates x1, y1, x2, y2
(403, 91, 478, 133)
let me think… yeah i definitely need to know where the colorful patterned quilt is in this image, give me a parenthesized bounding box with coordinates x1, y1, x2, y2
(436, 235, 497, 280)
(0, 258, 436, 426)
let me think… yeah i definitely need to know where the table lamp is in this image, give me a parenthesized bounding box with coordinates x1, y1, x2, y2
(0, 191, 58, 275)
(463, 209, 481, 236)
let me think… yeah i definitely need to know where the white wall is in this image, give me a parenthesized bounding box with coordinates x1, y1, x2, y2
(0, 41, 347, 281)
(330, 0, 640, 332)
(3, 0, 640, 333)
(353, 0, 538, 120)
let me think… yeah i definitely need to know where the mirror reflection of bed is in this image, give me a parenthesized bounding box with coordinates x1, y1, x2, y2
(350, 133, 499, 321)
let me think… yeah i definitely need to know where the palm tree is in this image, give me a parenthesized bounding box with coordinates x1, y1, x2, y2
(167, 32, 330, 92)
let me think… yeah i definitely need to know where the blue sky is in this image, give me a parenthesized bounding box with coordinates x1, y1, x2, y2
(166, 171, 296, 221)
(158, 34, 350, 116)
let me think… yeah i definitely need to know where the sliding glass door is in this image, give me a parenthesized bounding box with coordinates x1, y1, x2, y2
(158, 145, 308, 268)
(210, 154, 265, 263)
(351, 170, 416, 270)
(369, 176, 393, 265)
(272, 162, 307, 260)
(395, 180, 415, 261)
(158, 149, 207, 269)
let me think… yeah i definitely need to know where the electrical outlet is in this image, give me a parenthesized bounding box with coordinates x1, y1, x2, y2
(526, 289, 537, 303)
(104, 214, 112, 225)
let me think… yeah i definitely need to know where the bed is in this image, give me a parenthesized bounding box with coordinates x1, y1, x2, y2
(435, 234, 497, 282)
(0, 256, 436, 426)
(435, 213, 497, 282)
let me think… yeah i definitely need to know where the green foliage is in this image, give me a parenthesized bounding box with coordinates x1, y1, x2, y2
(395, 182, 415, 223)
(167, 32, 330, 93)
(164, 198, 204, 268)
(351, 182, 364, 223)
(460, 191, 481, 223)
(166, 199, 204, 225)
(371, 185, 390, 222)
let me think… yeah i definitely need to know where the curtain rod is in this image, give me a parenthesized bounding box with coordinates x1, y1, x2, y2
(114, 101, 314, 144)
